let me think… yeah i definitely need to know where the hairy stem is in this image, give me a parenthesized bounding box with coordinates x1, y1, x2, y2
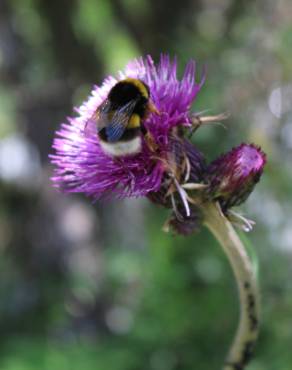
(202, 202, 260, 370)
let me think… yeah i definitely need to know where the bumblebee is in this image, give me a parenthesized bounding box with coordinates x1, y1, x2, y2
(85, 78, 159, 156)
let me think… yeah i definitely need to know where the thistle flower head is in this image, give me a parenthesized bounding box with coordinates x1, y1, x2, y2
(205, 144, 266, 211)
(50, 55, 204, 200)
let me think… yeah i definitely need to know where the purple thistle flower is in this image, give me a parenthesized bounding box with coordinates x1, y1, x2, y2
(50, 55, 204, 201)
(205, 144, 267, 211)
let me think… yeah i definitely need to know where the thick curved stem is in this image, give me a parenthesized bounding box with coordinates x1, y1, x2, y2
(202, 202, 260, 370)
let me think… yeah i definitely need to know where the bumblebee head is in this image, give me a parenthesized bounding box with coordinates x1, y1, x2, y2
(108, 78, 149, 116)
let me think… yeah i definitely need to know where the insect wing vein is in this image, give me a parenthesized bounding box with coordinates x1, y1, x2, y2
(106, 99, 137, 142)
(83, 99, 111, 137)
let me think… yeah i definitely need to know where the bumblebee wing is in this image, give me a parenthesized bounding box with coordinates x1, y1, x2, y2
(96, 99, 112, 130)
(106, 99, 137, 142)
(83, 99, 111, 136)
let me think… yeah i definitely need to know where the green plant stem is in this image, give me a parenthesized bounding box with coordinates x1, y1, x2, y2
(202, 202, 260, 370)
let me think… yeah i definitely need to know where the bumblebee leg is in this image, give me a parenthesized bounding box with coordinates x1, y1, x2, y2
(148, 101, 160, 115)
(189, 112, 230, 137)
(144, 131, 159, 152)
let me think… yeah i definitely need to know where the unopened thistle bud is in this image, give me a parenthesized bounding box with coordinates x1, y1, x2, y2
(205, 144, 266, 211)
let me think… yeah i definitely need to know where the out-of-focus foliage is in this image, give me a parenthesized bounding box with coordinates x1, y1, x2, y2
(0, 0, 291, 369)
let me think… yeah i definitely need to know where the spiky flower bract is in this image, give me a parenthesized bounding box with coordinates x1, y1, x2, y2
(205, 143, 266, 211)
(50, 55, 204, 201)
(147, 138, 206, 235)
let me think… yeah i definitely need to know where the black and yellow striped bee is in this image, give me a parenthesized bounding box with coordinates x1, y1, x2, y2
(85, 78, 159, 156)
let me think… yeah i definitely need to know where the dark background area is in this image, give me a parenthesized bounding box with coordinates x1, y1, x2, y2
(0, 0, 292, 369)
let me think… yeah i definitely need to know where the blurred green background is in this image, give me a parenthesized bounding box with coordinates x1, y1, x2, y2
(0, 0, 291, 369)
